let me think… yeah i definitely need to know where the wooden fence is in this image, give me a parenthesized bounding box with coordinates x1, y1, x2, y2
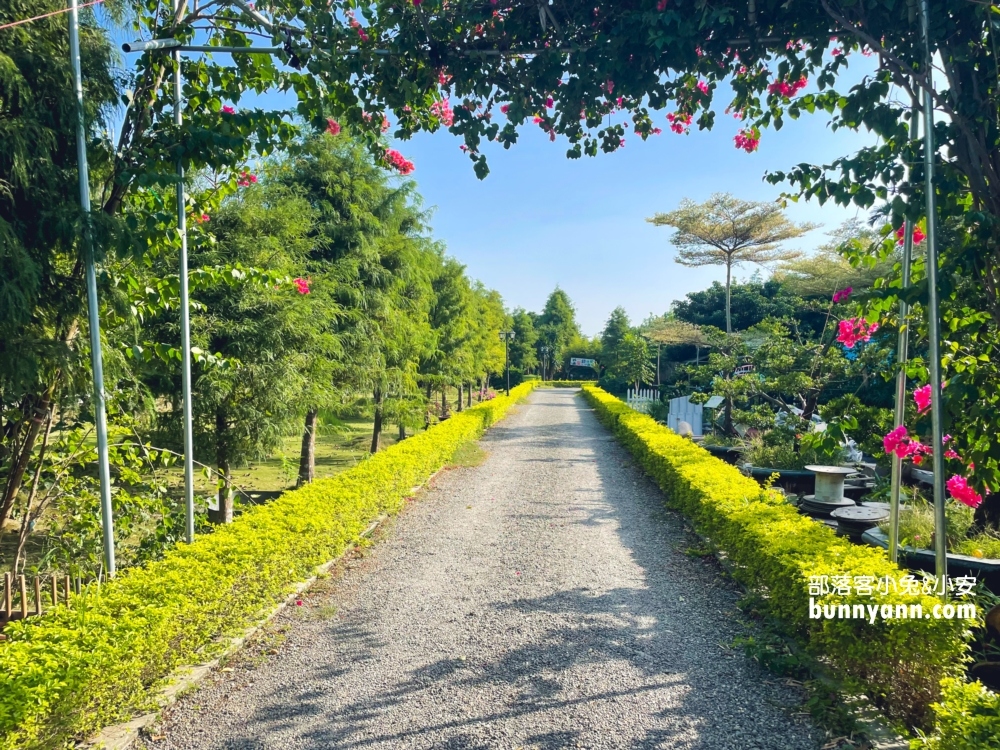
(0, 572, 75, 640)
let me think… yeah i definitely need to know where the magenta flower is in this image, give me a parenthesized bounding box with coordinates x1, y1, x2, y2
(656, 0, 667, 10)
(896, 225, 926, 245)
(914, 384, 932, 413)
(947, 475, 983, 509)
(545, 97, 554, 108)
(832, 287, 853, 303)
(430, 99, 454, 126)
(237, 171, 257, 187)
(293, 277, 310, 295)
(883, 426, 908, 456)
(945, 449, 962, 460)
(836, 318, 878, 348)
(384, 148, 415, 175)
(222, 105, 235, 114)
(500, 104, 510, 114)
(697, 80, 709, 94)
(733, 128, 760, 152)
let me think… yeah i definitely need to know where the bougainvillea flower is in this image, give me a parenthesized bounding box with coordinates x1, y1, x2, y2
(384, 148, 415, 175)
(832, 287, 853, 303)
(767, 77, 807, 97)
(697, 80, 709, 94)
(500, 104, 510, 114)
(896, 225, 927, 245)
(947, 475, 983, 509)
(733, 128, 760, 152)
(945, 449, 962, 460)
(237, 171, 257, 187)
(656, 0, 667, 10)
(222, 105, 235, 114)
(293, 277, 310, 295)
(326, 118, 341, 135)
(914, 384, 932, 412)
(430, 99, 454, 126)
(883, 425, 908, 455)
(837, 318, 879, 348)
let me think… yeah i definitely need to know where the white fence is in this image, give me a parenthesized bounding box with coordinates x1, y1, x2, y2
(666, 395, 703, 437)
(626, 387, 658, 414)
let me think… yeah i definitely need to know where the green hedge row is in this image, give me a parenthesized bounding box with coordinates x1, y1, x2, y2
(0, 381, 538, 750)
(543, 380, 596, 387)
(580, 385, 971, 732)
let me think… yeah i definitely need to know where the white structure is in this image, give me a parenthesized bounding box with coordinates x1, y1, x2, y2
(626, 388, 658, 414)
(667, 396, 703, 437)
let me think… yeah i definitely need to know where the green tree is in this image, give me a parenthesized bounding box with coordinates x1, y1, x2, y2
(647, 194, 812, 336)
(0, 1, 118, 530)
(508, 308, 539, 378)
(537, 288, 580, 376)
(609, 332, 654, 391)
(600, 307, 632, 372)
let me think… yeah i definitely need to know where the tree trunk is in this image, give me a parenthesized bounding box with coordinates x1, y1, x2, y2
(467, 383, 472, 408)
(370, 388, 384, 453)
(296, 408, 318, 487)
(725, 258, 733, 336)
(656, 344, 661, 386)
(441, 387, 449, 419)
(456, 382, 464, 412)
(0, 392, 52, 530)
(724, 395, 735, 437)
(398, 423, 406, 441)
(210, 408, 234, 524)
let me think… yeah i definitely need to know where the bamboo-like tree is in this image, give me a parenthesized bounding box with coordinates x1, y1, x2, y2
(647, 194, 813, 335)
(642, 318, 710, 385)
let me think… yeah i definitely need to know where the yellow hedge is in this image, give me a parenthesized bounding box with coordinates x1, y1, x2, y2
(0, 382, 537, 750)
(581, 385, 970, 729)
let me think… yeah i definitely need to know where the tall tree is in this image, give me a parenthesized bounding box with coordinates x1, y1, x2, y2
(537, 288, 579, 376)
(0, 1, 118, 530)
(647, 194, 812, 335)
(643, 317, 709, 385)
(600, 307, 632, 371)
(508, 308, 539, 377)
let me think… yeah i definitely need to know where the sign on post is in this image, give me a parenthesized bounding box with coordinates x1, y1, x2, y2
(570, 357, 597, 368)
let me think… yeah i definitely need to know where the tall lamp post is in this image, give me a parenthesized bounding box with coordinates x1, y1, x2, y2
(540, 346, 551, 382)
(499, 330, 515, 396)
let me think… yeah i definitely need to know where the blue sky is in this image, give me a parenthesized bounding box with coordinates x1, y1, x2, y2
(106, 12, 879, 336)
(394, 109, 876, 336)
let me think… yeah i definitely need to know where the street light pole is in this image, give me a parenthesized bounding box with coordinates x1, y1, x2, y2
(499, 331, 515, 396)
(70, 0, 115, 578)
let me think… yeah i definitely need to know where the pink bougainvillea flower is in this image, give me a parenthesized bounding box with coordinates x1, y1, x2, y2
(914, 384, 932, 412)
(832, 287, 853, 303)
(896, 225, 927, 245)
(883, 425, 908, 455)
(667, 112, 692, 134)
(605, 79, 614, 94)
(733, 128, 760, 152)
(767, 76, 807, 97)
(836, 317, 878, 348)
(545, 97, 554, 108)
(293, 277, 310, 295)
(326, 118, 341, 136)
(831, 47, 844, 57)
(945, 449, 962, 460)
(237, 171, 257, 187)
(222, 105, 235, 114)
(430, 98, 454, 126)
(697, 80, 709, 94)
(384, 148, 415, 175)
(295, 600, 303, 606)
(947, 475, 983, 509)
(500, 104, 510, 114)
(656, 0, 667, 10)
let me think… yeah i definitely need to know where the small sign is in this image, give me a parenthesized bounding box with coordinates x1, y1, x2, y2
(704, 396, 724, 409)
(570, 357, 597, 367)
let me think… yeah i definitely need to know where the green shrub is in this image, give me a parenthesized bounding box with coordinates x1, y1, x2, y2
(581, 385, 971, 730)
(914, 678, 1000, 749)
(0, 381, 538, 750)
(543, 380, 596, 387)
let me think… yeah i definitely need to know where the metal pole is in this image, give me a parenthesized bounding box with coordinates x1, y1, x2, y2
(174, 0, 196, 543)
(919, 0, 947, 596)
(69, 0, 115, 578)
(888, 97, 920, 564)
(505, 338, 510, 396)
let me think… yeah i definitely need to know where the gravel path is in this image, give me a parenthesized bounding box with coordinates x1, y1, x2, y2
(148, 388, 821, 750)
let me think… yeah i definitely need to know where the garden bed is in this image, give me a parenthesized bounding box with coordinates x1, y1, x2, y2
(580, 385, 987, 742)
(0, 381, 538, 750)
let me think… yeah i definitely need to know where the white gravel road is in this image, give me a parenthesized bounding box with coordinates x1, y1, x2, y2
(147, 388, 821, 750)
